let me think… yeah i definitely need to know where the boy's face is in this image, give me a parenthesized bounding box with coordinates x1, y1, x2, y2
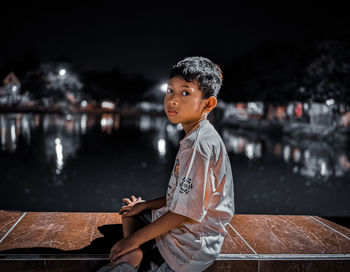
(164, 76, 209, 126)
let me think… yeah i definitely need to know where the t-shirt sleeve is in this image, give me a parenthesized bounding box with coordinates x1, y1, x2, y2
(169, 147, 211, 222)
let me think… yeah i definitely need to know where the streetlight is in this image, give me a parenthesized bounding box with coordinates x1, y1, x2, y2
(81, 100, 88, 108)
(59, 68, 67, 77)
(326, 99, 334, 106)
(11, 85, 18, 93)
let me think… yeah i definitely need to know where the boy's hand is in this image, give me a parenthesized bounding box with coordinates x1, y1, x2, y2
(122, 195, 143, 207)
(119, 195, 146, 217)
(120, 202, 146, 218)
(109, 237, 139, 262)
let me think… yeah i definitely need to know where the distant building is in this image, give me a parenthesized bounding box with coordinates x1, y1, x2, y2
(222, 102, 264, 123)
(0, 72, 22, 106)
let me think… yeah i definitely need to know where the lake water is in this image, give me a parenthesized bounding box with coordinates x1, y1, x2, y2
(1, 112, 349, 227)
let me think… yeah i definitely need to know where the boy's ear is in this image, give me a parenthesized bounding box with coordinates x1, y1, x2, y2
(205, 96, 217, 113)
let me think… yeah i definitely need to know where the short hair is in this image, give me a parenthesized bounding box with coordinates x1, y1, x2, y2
(169, 56, 223, 99)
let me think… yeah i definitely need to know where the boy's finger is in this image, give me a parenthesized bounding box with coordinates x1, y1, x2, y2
(110, 254, 116, 262)
(123, 198, 131, 204)
(119, 208, 126, 214)
(121, 212, 130, 218)
(131, 195, 136, 202)
(120, 205, 130, 211)
(109, 251, 115, 260)
(119, 205, 131, 212)
(119, 208, 130, 215)
(111, 251, 121, 262)
(137, 197, 142, 201)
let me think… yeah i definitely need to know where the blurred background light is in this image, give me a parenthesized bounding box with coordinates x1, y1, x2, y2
(160, 83, 168, 93)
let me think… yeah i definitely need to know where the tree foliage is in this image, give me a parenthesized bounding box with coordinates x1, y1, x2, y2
(221, 40, 350, 105)
(301, 40, 350, 104)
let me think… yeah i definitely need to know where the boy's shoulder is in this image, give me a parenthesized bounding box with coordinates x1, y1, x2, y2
(180, 120, 225, 158)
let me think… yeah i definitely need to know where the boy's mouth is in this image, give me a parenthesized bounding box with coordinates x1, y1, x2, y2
(167, 109, 177, 116)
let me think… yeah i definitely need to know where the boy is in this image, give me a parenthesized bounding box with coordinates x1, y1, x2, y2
(99, 56, 234, 272)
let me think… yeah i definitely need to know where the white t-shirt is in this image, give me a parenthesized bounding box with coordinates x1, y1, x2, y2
(152, 119, 235, 272)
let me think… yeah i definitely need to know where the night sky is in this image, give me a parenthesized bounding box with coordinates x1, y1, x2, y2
(2, 2, 349, 81)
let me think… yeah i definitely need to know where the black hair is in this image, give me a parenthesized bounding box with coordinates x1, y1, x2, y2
(169, 56, 223, 99)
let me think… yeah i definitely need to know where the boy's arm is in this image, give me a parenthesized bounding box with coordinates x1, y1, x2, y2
(144, 196, 166, 210)
(131, 210, 187, 244)
(119, 196, 166, 217)
(110, 210, 188, 261)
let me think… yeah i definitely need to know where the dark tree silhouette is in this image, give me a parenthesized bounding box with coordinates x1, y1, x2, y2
(80, 68, 154, 103)
(222, 41, 305, 104)
(221, 40, 350, 106)
(301, 40, 350, 105)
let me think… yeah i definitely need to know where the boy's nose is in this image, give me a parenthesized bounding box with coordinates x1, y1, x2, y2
(168, 96, 178, 105)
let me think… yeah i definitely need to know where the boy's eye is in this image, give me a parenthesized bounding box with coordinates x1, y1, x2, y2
(166, 89, 173, 94)
(181, 91, 190, 96)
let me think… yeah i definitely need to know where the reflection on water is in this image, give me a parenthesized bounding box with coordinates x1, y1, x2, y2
(1, 113, 34, 151)
(0, 113, 349, 217)
(222, 128, 350, 181)
(101, 113, 120, 134)
(1, 113, 350, 181)
(42, 114, 83, 179)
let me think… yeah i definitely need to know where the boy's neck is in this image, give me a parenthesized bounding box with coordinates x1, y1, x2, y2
(182, 116, 207, 135)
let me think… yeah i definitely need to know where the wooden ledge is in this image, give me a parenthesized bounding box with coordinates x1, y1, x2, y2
(0, 211, 349, 271)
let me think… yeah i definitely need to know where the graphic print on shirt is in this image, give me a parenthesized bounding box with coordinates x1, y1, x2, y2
(174, 158, 180, 185)
(179, 177, 193, 194)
